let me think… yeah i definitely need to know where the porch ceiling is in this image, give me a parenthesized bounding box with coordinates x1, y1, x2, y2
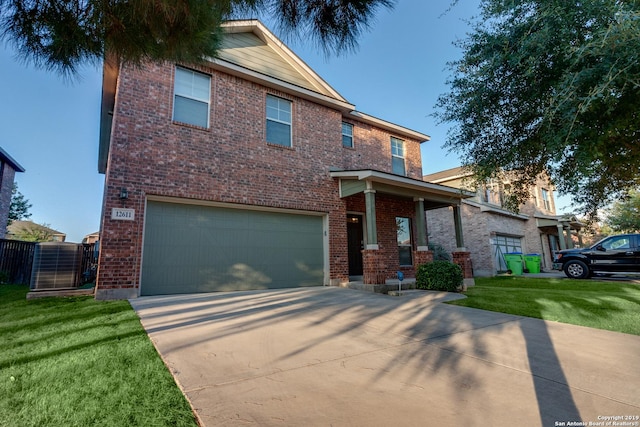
(330, 169, 473, 209)
(536, 214, 583, 231)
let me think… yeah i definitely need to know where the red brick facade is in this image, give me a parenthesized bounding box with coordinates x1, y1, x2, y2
(96, 60, 431, 298)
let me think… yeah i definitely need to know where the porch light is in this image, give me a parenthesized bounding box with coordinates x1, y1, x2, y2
(119, 187, 129, 200)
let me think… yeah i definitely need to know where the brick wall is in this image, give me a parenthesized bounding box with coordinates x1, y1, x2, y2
(0, 163, 16, 239)
(345, 193, 422, 281)
(426, 202, 531, 276)
(97, 62, 424, 297)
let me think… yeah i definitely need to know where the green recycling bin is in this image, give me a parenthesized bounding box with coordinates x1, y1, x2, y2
(504, 253, 523, 275)
(524, 254, 541, 274)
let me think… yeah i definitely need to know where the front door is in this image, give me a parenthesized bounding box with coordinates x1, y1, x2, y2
(347, 214, 364, 277)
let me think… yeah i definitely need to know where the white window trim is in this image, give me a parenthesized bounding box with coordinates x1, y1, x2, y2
(173, 66, 211, 128)
(342, 122, 354, 148)
(391, 137, 406, 175)
(266, 94, 292, 147)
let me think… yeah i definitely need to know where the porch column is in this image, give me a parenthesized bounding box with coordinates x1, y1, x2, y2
(364, 184, 378, 249)
(414, 197, 428, 248)
(453, 204, 465, 249)
(577, 230, 584, 247)
(557, 224, 567, 250)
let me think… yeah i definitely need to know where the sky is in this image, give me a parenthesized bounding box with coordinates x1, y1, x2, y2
(0, 0, 572, 242)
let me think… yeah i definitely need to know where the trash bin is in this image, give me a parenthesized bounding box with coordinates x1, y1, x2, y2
(504, 253, 523, 275)
(524, 254, 541, 274)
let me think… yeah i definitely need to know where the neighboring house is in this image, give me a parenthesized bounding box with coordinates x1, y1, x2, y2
(95, 19, 472, 299)
(0, 147, 25, 238)
(423, 166, 582, 276)
(82, 232, 99, 244)
(6, 220, 66, 242)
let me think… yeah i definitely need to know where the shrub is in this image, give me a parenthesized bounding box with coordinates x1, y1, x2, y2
(416, 261, 463, 292)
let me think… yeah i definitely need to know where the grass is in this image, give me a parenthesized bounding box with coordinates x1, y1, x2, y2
(447, 276, 640, 335)
(0, 285, 198, 427)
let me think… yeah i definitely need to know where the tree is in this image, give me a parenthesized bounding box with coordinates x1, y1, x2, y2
(0, 0, 394, 77)
(12, 222, 53, 242)
(435, 0, 640, 218)
(603, 188, 640, 233)
(8, 183, 31, 225)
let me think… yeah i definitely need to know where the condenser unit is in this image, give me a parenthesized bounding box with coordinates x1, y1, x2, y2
(30, 242, 83, 290)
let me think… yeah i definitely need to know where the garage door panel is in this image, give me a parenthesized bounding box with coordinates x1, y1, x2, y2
(141, 201, 324, 295)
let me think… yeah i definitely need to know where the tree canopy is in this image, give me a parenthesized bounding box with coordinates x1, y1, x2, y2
(603, 188, 640, 233)
(8, 183, 31, 225)
(0, 0, 394, 76)
(435, 0, 640, 218)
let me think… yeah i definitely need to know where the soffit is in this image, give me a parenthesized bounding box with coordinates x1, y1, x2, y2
(331, 169, 473, 209)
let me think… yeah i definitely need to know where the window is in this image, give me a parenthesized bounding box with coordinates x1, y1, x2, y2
(266, 95, 292, 147)
(391, 137, 405, 176)
(602, 236, 631, 250)
(396, 217, 413, 266)
(342, 122, 354, 148)
(541, 188, 551, 211)
(173, 67, 211, 128)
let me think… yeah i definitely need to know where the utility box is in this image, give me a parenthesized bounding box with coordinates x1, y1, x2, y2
(30, 242, 83, 290)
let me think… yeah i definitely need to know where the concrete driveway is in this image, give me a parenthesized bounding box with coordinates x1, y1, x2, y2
(130, 287, 640, 427)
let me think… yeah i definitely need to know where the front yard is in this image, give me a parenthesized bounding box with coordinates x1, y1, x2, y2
(0, 285, 198, 427)
(448, 276, 640, 335)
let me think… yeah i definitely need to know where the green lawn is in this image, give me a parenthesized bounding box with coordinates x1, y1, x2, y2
(0, 285, 198, 427)
(448, 276, 640, 335)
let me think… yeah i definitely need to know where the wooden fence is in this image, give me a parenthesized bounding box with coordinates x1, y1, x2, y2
(0, 239, 97, 286)
(0, 239, 36, 285)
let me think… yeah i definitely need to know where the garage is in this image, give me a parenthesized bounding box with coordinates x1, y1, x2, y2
(140, 200, 325, 295)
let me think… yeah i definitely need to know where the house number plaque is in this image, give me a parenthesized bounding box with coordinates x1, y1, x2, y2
(111, 208, 135, 221)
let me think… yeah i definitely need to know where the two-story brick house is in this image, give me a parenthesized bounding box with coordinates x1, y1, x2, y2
(95, 20, 471, 299)
(423, 166, 583, 276)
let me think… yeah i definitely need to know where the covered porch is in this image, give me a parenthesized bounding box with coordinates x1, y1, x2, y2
(331, 170, 474, 290)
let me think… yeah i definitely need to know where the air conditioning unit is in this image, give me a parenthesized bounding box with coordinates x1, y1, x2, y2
(30, 242, 83, 290)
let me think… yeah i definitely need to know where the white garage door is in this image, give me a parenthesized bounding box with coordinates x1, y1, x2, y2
(141, 201, 325, 295)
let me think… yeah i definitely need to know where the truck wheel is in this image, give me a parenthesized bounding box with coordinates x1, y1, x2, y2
(563, 260, 590, 279)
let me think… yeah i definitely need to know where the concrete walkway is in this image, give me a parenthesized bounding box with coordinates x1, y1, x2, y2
(130, 287, 640, 427)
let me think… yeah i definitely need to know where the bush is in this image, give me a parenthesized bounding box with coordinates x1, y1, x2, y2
(416, 261, 463, 292)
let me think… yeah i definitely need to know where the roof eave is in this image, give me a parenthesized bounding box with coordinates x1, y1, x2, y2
(330, 169, 473, 200)
(348, 111, 430, 142)
(207, 57, 356, 112)
(0, 146, 25, 172)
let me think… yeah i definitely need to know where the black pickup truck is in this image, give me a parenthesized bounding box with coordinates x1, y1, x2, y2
(553, 234, 640, 279)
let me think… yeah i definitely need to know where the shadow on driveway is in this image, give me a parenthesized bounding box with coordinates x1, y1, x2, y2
(131, 287, 640, 426)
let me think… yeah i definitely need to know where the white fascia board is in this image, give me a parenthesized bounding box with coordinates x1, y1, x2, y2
(330, 170, 473, 199)
(221, 20, 348, 103)
(348, 111, 430, 142)
(207, 57, 355, 112)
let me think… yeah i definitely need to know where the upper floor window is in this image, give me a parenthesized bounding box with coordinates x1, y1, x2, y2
(396, 217, 413, 266)
(541, 188, 551, 211)
(391, 137, 406, 176)
(173, 67, 211, 128)
(342, 122, 354, 148)
(266, 95, 292, 147)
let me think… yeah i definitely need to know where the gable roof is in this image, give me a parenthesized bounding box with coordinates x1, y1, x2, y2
(216, 21, 347, 102)
(423, 166, 469, 184)
(0, 146, 25, 172)
(6, 220, 65, 240)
